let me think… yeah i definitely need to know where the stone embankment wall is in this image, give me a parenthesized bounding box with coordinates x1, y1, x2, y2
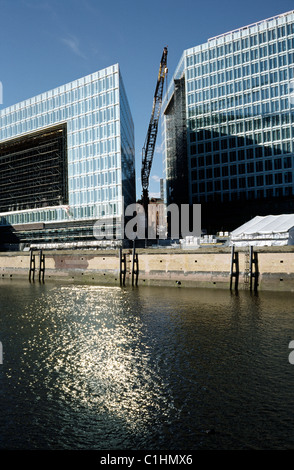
(0, 246, 294, 291)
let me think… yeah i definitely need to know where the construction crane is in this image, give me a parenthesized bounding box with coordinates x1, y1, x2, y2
(141, 46, 168, 214)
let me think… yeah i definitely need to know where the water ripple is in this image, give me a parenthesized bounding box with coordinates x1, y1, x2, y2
(1, 282, 294, 449)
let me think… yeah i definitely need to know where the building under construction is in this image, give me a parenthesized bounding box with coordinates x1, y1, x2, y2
(0, 64, 136, 250)
(0, 124, 68, 213)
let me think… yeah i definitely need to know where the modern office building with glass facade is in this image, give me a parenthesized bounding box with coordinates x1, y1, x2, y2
(163, 10, 294, 232)
(0, 64, 135, 248)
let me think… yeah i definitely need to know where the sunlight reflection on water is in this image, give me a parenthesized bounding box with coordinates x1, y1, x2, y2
(1, 281, 294, 450)
(17, 285, 179, 446)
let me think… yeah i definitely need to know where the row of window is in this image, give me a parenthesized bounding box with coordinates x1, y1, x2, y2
(69, 186, 120, 206)
(193, 187, 294, 204)
(0, 112, 122, 143)
(193, 174, 293, 193)
(191, 129, 294, 151)
(191, 111, 294, 132)
(191, 152, 293, 167)
(68, 122, 120, 147)
(0, 207, 67, 225)
(0, 88, 120, 130)
(187, 52, 294, 79)
(69, 170, 121, 188)
(186, 60, 294, 83)
(0, 201, 121, 226)
(191, 119, 294, 139)
(189, 100, 291, 119)
(190, 96, 290, 115)
(0, 70, 118, 114)
(68, 143, 120, 164)
(67, 106, 119, 131)
(187, 68, 290, 92)
(193, 165, 293, 179)
(186, 22, 294, 65)
(69, 149, 120, 167)
(191, 144, 293, 164)
(189, 83, 290, 104)
(188, 38, 294, 69)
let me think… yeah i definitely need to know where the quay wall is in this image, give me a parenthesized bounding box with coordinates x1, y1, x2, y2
(0, 246, 294, 291)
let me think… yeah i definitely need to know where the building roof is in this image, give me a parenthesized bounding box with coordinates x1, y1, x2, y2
(231, 214, 294, 236)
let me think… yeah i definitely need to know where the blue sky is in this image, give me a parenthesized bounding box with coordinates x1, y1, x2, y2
(0, 0, 293, 198)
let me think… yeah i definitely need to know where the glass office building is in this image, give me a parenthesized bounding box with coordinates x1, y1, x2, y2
(0, 64, 135, 248)
(163, 10, 294, 231)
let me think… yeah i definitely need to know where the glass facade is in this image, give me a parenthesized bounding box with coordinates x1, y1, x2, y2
(0, 64, 135, 240)
(163, 10, 294, 231)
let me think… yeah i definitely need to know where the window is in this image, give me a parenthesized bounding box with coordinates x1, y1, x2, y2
(248, 176, 255, 187)
(266, 174, 273, 185)
(239, 177, 246, 188)
(274, 158, 282, 170)
(259, 32, 267, 44)
(238, 163, 245, 174)
(268, 29, 277, 41)
(221, 139, 228, 150)
(278, 26, 286, 38)
(269, 43, 277, 55)
(275, 173, 283, 184)
(284, 156, 292, 169)
(285, 172, 293, 183)
(247, 162, 254, 173)
(230, 165, 237, 176)
(251, 48, 259, 60)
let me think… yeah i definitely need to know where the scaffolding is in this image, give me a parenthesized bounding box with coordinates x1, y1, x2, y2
(0, 124, 68, 212)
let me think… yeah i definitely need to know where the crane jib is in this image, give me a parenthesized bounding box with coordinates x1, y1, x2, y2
(141, 47, 168, 205)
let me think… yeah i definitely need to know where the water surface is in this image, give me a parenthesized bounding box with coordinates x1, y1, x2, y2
(0, 280, 294, 450)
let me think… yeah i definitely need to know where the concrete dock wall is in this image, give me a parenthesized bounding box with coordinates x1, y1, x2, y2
(1, 246, 294, 291)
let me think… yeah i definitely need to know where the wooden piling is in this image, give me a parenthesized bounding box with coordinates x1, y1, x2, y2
(249, 246, 259, 292)
(119, 247, 126, 286)
(230, 246, 239, 291)
(39, 250, 45, 283)
(29, 250, 36, 282)
(131, 241, 139, 286)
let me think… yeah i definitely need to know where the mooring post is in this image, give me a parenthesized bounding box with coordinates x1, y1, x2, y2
(249, 246, 259, 292)
(119, 247, 123, 286)
(39, 250, 45, 283)
(230, 245, 239, 291)
(134, 250, 139, 286)
(131, 240, 139, 287)
(119, 247, 126, 286)
(29, 250, 35, 282)
(131, 241, 135, 286)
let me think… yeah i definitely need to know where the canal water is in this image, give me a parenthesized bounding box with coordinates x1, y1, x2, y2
(0, 279, 294, 450)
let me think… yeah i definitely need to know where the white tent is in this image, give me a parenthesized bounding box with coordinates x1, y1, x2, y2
(230, 214, 294, 246)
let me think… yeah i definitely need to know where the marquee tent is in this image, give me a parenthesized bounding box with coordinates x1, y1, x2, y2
(230, 214, 294, 246)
